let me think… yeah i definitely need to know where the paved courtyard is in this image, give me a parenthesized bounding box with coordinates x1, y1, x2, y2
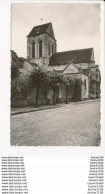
(11, 101, 100, 146)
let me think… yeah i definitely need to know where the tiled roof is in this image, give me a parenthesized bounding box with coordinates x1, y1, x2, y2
(49, 48, 93, 66)
(27, 23, 50, 37)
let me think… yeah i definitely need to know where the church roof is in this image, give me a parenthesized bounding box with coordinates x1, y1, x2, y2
(27, 22, 51, 37)
(49, 48, 94, 66)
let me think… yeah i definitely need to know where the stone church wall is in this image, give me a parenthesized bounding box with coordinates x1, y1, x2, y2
(57, 85, 75, 103)
(89, 67, 97, 99)
(68, 73, 89, 100)
(81, 74, 89, 100)
(74, 61, 95, 70)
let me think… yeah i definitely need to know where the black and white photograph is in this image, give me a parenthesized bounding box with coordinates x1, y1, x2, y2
(11, 3, 101, 146)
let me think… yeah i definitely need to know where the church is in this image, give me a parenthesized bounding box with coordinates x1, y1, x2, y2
(14, 22, 100, 106)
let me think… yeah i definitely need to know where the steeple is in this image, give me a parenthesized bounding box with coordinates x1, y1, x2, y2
(27, 22, 57, 67)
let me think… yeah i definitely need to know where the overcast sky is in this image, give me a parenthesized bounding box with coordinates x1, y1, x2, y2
(11, 3, 101, 65)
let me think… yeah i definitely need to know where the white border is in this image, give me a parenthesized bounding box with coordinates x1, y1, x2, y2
(0, 0, 104, 156)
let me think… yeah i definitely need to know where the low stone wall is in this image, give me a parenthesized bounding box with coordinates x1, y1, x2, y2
(57, 98, 73, 103)
(11, 100, 28, 108)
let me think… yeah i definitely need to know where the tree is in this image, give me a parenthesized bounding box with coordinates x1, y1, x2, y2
(11, 50, 24, 80)
(11, 62, 20, 81)
(29, 67, 48, 107)
(44, 73, 51, 105)
(11, 50, 20, 101)
(11, 50, 20, 80)
(11, 70, 30, 101)
(11, 50, 29, 101)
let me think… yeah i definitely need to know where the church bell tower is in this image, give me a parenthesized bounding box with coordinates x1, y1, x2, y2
(27, 22, 57, 67)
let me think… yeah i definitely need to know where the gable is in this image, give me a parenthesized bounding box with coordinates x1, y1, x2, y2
(23, 61, 38, 70)
(46, 23, 55, 39)
(63, 64, 78, 74)
(47, 64, 68, 72)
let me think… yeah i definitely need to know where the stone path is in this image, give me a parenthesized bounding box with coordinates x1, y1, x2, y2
(11, 101, 100, 146)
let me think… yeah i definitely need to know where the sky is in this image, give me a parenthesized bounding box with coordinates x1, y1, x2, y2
(11, 3, 101, 65)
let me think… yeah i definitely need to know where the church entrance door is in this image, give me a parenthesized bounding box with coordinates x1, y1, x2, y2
(73, 85, 81, 101)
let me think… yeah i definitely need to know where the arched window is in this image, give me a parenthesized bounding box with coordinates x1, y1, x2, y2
(32, 42, 35, 58)
(84, 79, 86, 89)
(39, 40, 42, 57)
(52, 45, 54, 54)
(48, 41, 50, 56)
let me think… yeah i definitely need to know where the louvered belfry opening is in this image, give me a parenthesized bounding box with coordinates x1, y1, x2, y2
(48, 41, 50, 56)
(32, 42, 35, 58)
(39, 40, 42, 57)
